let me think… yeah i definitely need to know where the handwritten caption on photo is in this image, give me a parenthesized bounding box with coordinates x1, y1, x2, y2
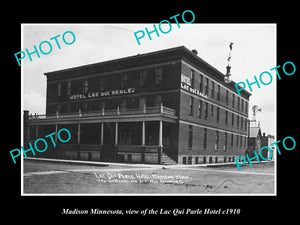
(93, 172, 191, 185)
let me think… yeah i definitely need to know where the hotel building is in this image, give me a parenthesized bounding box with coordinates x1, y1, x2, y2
(24, 46, 251, 164)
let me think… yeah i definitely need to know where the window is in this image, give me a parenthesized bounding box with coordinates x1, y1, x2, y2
(67, 81, 71, 95)
(241, 99, 244, 112)
(225, 111, 228, 125)
(99, 76, 104, 91)
(211, 104, 214, 117)
(57, 83, 61, 96)
(56, 104, 61, 113)
(241, 117, 244, 129)
(188, 125, 193, 149)
(198, 100, 202, 118)
(121, 73, 128, 88)
(205, 78, 209, 95)
(215, 130, 219, 150)
(155, 68, 163, 84)
(224, 132, 228, 150)
(216, 107, 220, 123)
(189, 96, 194, 115)
(155, 95, 162, 107)
(232, 93, 235, 108)
(237, 97, 240, 111)
(203, 128, 207, 149)
(236, 135, 239, 146)
(140, 70, 147, 87)
(231, 133, 234, 146)
(204, 102, 208, 119)
(211, 81, 215, 99)
(182, 156, 187, 164)
(191, 70, 195, 88)
(245, 101, 248, 114)
(226, 90, 229, 105)
(232, 113, 234, 126)
(83, 79, 88, 93)
(199, 74, 203, 91)
(237, 115, 240, 127)
(217, 85, 220, 101)
(120, 98, 127, 109)
(240, 135, 243, 147)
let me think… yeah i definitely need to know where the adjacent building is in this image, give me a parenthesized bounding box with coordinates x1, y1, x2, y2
(24, 46, 251, 164)
(247, 126, 262, 158)
(261, 133, 275, 160)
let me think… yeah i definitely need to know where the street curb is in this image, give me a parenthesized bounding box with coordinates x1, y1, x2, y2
(24, 157, 274, 169)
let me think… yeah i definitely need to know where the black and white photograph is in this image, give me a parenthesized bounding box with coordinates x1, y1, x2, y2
(21, 23, 276, 195)
(4, 5, 298, 221)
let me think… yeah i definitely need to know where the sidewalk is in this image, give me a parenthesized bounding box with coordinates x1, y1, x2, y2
(25, 157, 273, 169)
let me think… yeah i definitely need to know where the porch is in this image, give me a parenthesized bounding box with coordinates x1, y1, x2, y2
(24, 105, 178, 164)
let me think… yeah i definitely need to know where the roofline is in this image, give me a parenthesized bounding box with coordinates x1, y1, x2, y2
(44, 45, 251, 97)
(44, 46, 186, 76)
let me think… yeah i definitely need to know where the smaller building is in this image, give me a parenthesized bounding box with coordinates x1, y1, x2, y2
(247, 126, 262, 158)
(261, 133, 275, 160)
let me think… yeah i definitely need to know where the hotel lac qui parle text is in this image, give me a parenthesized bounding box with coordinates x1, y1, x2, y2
(11, 11, 296, 196)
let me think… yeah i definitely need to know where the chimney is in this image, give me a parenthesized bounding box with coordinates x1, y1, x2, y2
(192, 49, 198, 55)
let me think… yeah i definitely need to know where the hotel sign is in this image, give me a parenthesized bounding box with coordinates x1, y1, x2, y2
(69, 87, 135, 100)
(181, 74, 208, 99)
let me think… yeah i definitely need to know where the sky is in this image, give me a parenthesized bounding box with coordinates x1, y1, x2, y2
(22, 23, 276, 136)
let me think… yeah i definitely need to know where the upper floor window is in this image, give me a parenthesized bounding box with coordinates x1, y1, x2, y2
(205, 78, 209, 95)
(226, 90, 229, 105)
(57, 83, 61, 96)
(121, 73, 129, 88)
(232, 93, 235, 108)
(189, 96, 194, 115)
(241, 117, 244, 129)
(241, 99, 244, 112)
(217, 85, 220, 101)
(216, 107, 220, 123)
(204, 102, 208, 119)
(140, 70, 147, 87)
(211, 81, 215, 99)
(224, 132, 228, 151)
(155, 68, 163, 84)
(155, 95, 162, 107)
(99, 76, 104, 91)
(67, 81, 71, 95)
(83, 79, 88, 93)
(199, 74, 203, 92)
(191, 70, 195, 88)
(198, 100, 202, 118)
